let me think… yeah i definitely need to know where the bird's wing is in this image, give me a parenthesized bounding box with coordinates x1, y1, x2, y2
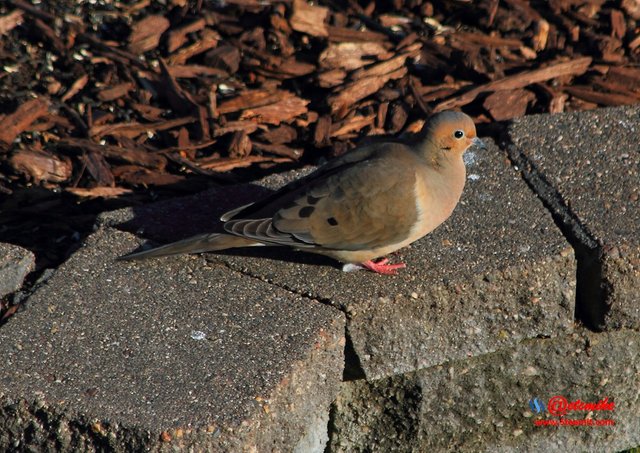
(221, 145, 383, 221)
(223, 143, 420, 252)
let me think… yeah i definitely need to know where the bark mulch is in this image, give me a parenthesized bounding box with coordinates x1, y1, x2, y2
(1, 0, 639, 276)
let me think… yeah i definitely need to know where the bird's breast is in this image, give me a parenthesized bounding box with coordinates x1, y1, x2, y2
(410, 162, 466, 240)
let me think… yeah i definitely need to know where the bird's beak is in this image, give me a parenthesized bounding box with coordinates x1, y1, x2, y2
(471, 137, 487, 150)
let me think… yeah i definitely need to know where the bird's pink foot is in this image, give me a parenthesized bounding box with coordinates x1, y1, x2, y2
(360, 258, 407, 275)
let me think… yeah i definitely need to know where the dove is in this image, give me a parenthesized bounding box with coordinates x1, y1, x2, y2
(120, 110, 485, 274)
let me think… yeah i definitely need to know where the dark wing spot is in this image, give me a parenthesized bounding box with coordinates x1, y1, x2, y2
(306, 195, 321, 205)
(298, 206, 315, 218)
(327, 217, 338, 226)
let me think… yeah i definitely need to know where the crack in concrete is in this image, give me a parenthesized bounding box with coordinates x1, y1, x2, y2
(499, 137, 609, 331)
(201, 256, 366, 382)
(203, 256, 337, 307)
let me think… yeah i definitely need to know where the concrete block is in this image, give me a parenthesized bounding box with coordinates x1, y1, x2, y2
(328, 329, 640, 452)
(0, 242, 35, 298)
(506, 106, 640, 330)
(0, 227, 344, 452)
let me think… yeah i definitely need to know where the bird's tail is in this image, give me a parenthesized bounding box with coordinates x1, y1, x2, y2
(118, 233, 262, 261)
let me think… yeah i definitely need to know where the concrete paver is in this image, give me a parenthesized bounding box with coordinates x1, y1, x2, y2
(0, 242, 35, 298)
(506, 106, 640, 330)
(0, 227, 344, 451)
(328, 328, 640, 452)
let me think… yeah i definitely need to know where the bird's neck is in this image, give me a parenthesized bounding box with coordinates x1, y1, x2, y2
(417, 138, 464, 173)
(434, 153, 466, 194)
(416, 140, 467, 200)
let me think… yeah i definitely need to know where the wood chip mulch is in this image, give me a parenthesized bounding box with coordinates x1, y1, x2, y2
(1, 0, 639, 271)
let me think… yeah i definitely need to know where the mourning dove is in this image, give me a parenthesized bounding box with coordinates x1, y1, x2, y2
(121, 111, 485, 274)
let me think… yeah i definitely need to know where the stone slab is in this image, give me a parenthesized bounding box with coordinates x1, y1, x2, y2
(101, 139, 575, 380)
(328, 329, 640, 452)
(0, 242, 35, 298)
(506, 106, 640, 330)
(0, 227, 345, 452)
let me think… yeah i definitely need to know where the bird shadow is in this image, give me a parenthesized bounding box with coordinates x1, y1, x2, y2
(110, 181, 339, 269)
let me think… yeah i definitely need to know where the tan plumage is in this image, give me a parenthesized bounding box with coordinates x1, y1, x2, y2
(120, 111, 485, 274)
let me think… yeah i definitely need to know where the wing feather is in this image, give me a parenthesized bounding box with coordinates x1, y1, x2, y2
(223, 143, 421, 252)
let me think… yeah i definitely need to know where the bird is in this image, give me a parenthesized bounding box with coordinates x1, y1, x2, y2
(120, 110, 485, 274)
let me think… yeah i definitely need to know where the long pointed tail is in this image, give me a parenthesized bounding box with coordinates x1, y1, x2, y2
(118, 233, 261, 261)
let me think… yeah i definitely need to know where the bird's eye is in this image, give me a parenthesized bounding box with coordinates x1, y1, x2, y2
(454, 130, 464, 139)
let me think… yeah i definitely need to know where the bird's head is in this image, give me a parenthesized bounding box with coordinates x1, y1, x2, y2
(420, 111, 486, 165)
